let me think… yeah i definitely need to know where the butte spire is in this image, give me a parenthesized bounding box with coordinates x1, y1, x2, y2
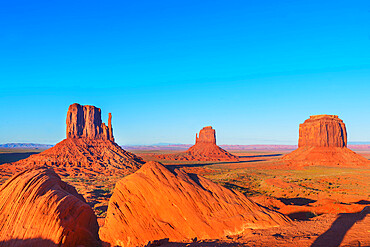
(156, 126, 238, 161)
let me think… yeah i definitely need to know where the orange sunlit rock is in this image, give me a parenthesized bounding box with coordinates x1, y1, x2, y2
(66, 103, 114, 141)
(298, 115, 347, 148)
(0, 167, 100, 246)
(100, 161, 290, 246)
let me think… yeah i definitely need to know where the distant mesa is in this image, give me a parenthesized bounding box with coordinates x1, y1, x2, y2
(282, 115, 369, 167)
(100, 161, 290, 246)
(3, 103, 144, 177)
(156, 126, 239, 161)
(0, 167, 100, 246)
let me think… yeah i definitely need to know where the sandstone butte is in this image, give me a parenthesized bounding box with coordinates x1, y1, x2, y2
(100, 161, 291, 247)
(156, 126, 239, 161)
(282, 115, 370, 167)
(4, 103, 144, 177)
(0, 167, 100, 247)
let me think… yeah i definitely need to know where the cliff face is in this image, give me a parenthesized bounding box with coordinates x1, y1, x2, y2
(298, 115, 347, 148)
(100, 161, 290, 247)
(66, 103, 114, 141)
(195, 126, 216, 144)
(0, 167, 100, 247)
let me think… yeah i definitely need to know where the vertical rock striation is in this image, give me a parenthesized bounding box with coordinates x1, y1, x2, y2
(66, 103, 114, 141)
(298, 115, 347, 148)
(195, 126, 216, 144)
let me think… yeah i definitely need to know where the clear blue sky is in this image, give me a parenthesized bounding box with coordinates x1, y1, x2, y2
(0, 0, 369, 145)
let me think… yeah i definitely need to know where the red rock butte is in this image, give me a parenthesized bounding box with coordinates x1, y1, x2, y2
(298, 115, 347, 148)
(283, 115, 369, 167)
(66, 103, 114, 141)
(3, 103, 144, 177)
(99, 161, 290, 246)
(157, 126, 239, 161)
(195, 126, 216, 144)
(0, 167, 100, 246)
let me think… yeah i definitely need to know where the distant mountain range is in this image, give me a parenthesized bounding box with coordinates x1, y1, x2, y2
(2, 142, 370, 151)
(0, 143, 54, 149)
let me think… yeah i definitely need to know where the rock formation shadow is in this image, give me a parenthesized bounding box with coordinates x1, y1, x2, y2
(0, 152, 39, 164)
(158, 241, 250, 246)
(311, 208, 368, 247)
(278, 197, 316, 206)
(0, 238, 56, 247)
(168, 159, 265, 169)
(238, 153, 283, 158)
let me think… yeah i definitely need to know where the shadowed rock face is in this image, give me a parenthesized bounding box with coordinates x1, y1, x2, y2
(157, 126, 238, 161)
(100, 161, 290, 247)
(283, 115, 369, 167)
(298, 115, 347, 148)
(66, 103, 114, 141)
(0, 167, 100, 247)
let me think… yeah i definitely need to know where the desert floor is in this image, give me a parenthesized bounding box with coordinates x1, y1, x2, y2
(1, 147, 369, 246)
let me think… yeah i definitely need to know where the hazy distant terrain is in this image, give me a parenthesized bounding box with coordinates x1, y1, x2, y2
(0, 143, 54, 149)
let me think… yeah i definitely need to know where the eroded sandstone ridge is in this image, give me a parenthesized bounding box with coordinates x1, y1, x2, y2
(283, 115, 369, 167)
(4, 103, 144, 177)
(0, 167, 100, 247)
(157, 126, 238, 161)
(100, 161, 290, 246)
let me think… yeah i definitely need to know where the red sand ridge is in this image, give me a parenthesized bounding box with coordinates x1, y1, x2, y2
(283, 115, 369, 167)
(5, 103, 144, 177)
(157, 126, 239, 161)
(0, 167, 100, 246)
(100, 161, 290, 246)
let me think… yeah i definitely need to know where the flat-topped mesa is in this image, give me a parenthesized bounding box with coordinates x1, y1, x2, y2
(195, 126, 216, 145)
(66, 103, 114, 141)
(298, 114, 347, 148)
(282, 114, 369, 168)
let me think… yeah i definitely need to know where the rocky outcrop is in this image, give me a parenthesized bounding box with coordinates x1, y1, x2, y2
(157, 126, 239, 161)
(100, 161, 290, 246)
(66, 103, 114, 141)
(283, 115, 369, 167)
(298, 115, 347, 148)
(0, 167, 100, 246)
